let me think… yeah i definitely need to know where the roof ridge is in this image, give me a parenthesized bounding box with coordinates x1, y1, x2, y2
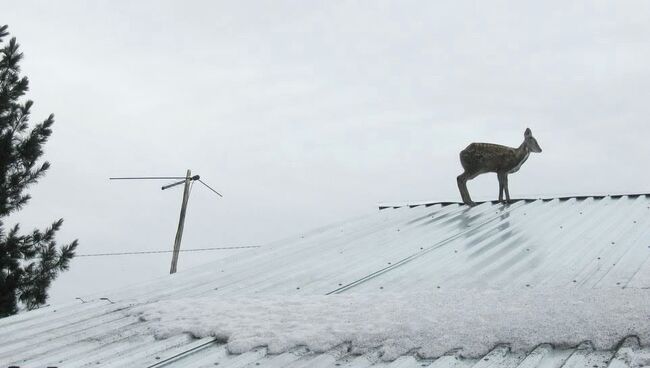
(378, 192, 650, 209)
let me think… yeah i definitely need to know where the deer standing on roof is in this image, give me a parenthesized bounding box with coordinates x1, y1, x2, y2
(457, 128, 542, 206)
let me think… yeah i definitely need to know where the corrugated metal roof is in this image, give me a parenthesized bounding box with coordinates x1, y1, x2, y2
(2, 194, 650, 367)
(136, 338, 650, 368)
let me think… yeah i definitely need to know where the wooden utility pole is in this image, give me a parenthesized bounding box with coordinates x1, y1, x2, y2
(169, 169, 192, 274)
(110, 170, 222, 275)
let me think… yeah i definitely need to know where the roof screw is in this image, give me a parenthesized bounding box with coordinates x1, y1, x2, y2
(437, 286, 441, 289)
(573, 280, 577, 283)
(526, 284, 530, 287)
(338, 283, 342, 286)
(380, 286, 384, 289)
(420, 247, 424, 250)
(611, 242, 615, 245)
(597, 257, 601, 260)
(296, 287, 300, 290)
(560, 226, 563, 229)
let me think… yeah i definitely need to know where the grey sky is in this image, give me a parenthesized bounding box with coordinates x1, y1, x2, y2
(4, 1, 650, 303)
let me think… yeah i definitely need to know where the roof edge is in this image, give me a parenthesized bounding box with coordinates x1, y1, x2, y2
(378, 192, 650, 210)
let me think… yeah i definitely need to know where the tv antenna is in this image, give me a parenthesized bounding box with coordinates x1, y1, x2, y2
(110, 170, 223, 274)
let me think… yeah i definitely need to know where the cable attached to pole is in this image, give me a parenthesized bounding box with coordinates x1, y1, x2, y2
(110, 176, 186, 180)
(76, 245, 261, 257)
(197, 179, 223, 197)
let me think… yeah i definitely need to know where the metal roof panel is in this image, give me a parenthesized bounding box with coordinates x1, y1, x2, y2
(2, 195, 650, 367)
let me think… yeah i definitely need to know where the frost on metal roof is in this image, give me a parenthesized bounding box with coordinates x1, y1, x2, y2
(1, 194, 650, 367)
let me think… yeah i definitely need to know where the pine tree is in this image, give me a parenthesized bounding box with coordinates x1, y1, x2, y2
(0, 25, 78, 317)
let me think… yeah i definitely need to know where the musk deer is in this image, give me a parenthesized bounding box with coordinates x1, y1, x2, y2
(457, 128, 542, 206)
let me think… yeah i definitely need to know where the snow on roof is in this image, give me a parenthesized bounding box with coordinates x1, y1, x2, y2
(1, 194, 650, 367)
(130, 289, 650, 360)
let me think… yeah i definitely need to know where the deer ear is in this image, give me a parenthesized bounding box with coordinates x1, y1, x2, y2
(525, 128, 532, 137)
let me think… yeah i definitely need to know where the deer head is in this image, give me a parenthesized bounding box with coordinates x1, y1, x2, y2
(524, 128, 542, 153)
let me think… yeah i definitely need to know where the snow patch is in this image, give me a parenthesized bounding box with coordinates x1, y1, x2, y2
(127, 289, 650, 360)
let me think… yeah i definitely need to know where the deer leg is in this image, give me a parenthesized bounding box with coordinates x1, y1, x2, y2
(457, 174, 469, 204)
(503, 174, 511, 203)
(497, 172, 505, 202)
(457, 172, 475, 206)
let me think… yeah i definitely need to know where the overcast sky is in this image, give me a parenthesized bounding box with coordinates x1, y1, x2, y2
(4, 1, 650, 304)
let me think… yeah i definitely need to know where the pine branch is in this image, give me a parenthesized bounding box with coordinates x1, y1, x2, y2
(0, 25, 8, 43)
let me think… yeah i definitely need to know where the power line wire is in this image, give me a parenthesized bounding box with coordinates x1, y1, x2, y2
(109, 176, 187, 180)
(76, 245, 260, 257)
